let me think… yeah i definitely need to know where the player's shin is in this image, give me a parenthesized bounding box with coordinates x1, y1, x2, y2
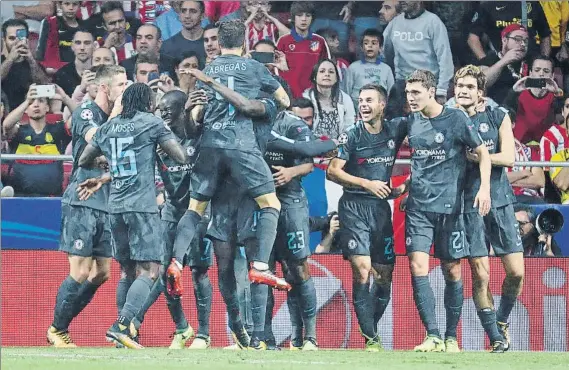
(252, 206, 280, 269)
(443, 278, 464, 340)
(191, 267, 212, 337)
(52, 276, 82, 332)
(286, 288, 304, 348)
(172, 210, 202, 263)
(250, 281, 269, 346)
(214, 241, 244, 332)
(371, 281, 391, 328)
(133, 275, 165, 330)
(297, 277, 317, 344)
(411, 275, 440, 337)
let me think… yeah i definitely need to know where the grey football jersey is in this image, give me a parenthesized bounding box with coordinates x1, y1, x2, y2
(92, 112, 176, 214)
(336, 118, 407, 199)
(265, 111, 315, 206)
(197, 54, 282, 150)
(406, 107, 483, 214)
(62, 100, 109, 211)
(464, 106, 515, 212)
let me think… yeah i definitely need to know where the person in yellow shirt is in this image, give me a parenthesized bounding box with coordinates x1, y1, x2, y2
(550, 148, 569, 204)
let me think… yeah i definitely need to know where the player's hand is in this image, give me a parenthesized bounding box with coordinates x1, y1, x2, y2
(466, 150, 480, 163)
(473, 186, 491, 216)
(328, 214, 340, 235)
(363, 179, 391, 199)
(181, 69, 213, 85)
(272, 165, 294, 187)
(7, 40, 26, 62)
(80, 70, 96, 93)
(77, 178, 104, 201)
(185, 90, 208, 111)
(157, 74, 176, 93)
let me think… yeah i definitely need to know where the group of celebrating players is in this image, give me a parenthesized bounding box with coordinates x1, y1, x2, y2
(47, 19, 524, 354)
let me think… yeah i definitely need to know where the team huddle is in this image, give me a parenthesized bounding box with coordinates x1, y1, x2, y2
(48, 20, 524, 354)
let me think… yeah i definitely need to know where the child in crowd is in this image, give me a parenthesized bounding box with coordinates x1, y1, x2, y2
(342, 28, 394, 107)
(244, 1, 289, 52)
(316, 28, 349, 82)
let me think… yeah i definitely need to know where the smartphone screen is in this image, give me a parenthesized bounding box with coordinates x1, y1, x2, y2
(16, 29, 27, 40)
(148, 72, 160, 81)
(525, 78, 546, 89)
(251, 52, 274, 64)
(35, 85, 56, 99)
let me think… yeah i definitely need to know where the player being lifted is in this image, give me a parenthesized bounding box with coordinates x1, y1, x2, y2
(453, 65, 523, 353)
(48, 65, 128, 347)
(131, 90, 214, 349)
(166, 20, 291, 295)
(327, 84, 407, 351)
(402, 70, 491, 352)
(183, 67, 336, 349)
(78, 83, 189, 349)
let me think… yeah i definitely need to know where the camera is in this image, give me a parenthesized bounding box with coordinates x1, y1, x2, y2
(532, 208, 564, 256)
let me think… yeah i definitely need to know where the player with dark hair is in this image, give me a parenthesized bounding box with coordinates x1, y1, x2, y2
(327, 84, 407, 351)
(128, 90, 214, 349)
(454, 65, 522, 353)
(402, 70, 492, 352)
(166, 20, 290, 296)
(48, 65, 128, 348)
(78, 83, 189, 349)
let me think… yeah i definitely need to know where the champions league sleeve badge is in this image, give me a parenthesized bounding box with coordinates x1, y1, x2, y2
(80, 109, 94, 120)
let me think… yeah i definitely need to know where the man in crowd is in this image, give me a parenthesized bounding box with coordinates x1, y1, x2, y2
(1, 19, 50, 109)
(203, 23, 220, 65)
(54, 29, 95, 96)
(47, 65, 127, 347)
(541, 96, 569, 202)
(97, 1, 137, 63)
(478, 24, 529, 105)
(77, 83, 189, 349)
(120, 24, 176, 81)
(402, 70, 491, 352)
(161, 1, 206, 64)
(504, 55, 562, 144)
(327, 84, 407, 351)
(383, 1, 453, 118)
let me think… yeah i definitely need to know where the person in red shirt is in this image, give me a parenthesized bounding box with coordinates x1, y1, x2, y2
(204, 1, 240, 23)
(244, 1, 289, 52)
(276, 1, 330, 98)
(503, 55, 563, 144)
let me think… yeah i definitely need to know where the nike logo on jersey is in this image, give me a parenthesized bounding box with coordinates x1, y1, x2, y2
(496, 6, 506, 11)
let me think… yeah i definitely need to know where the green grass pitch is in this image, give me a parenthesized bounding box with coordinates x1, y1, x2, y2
(3, 347, 569, 370)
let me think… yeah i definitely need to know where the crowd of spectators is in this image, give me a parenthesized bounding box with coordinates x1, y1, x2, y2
(0, 1, 568, 210)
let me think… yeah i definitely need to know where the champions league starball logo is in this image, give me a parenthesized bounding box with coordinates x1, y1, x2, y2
(80, 109, 93, 120)
(479, 123, 489, 133)
(338, 133, 348, 145)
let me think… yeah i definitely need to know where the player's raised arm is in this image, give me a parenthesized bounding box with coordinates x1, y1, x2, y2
(183, 68, 268, 118)
(267, 133, 336, 157)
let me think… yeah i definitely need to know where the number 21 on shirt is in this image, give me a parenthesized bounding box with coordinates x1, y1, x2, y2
(110, 137, 137, 177)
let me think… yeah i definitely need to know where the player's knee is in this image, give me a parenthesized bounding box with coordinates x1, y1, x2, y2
(506, 268, 524, 287)
(441, 260, 462, 282)
(372, 264, 394, 286)
(137, 261, 161, 280)
(120, 261, 137, 280)
(350, 259, 371, 284)
(408, 253, 429, 276)
(287, 259, 310, 284)
(469, 258, 490, 286)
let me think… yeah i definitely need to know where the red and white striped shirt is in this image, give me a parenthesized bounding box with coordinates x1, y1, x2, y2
(247, 21, 278, 52)
(97, 34, 137, 63)
(336, 58, 350, 82)
(540, 124, 569, 164)
(506, 140, 542, 198)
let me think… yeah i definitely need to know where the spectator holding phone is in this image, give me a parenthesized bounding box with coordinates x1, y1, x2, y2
(1, 19, 50, 110)
(54, 29, 95, 97)
(2, 84, 73, 197)
(503, 55, 563, 144)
